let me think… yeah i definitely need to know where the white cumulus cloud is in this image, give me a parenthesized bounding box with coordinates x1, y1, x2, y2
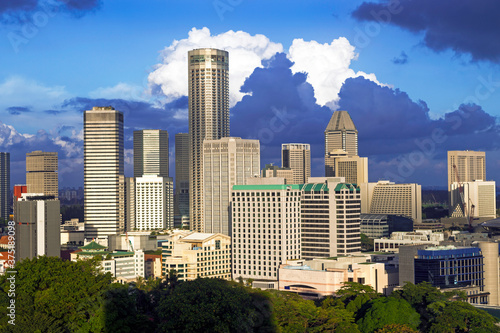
(148, 27, 283, 107)
(288, 37, 385, 108)
(89, 82, 147, 101)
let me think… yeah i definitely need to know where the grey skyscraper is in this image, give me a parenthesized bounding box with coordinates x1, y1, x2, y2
(0, 153, 9, 221)
(133, 130, 169, 178)
(325, 111, 358, 177)
(174, 133, 189, 227)
(84, 107, 124, 238)
(189, 48, 229, 232)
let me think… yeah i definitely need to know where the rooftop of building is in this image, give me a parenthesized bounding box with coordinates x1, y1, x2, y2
(80, 241, 107, 251)
(325, 110, 357, 132)
(182, 232, 218, 241)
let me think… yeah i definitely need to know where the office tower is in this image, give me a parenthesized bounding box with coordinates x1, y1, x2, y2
(360, 181, 422, 223)
(261, 163, 294, 184)
(281, 143, 311, 184)
(448, 150, 486, 189)
(161, 232, 231, 281)
(84, 106, 124, 238)
(450, 180, 496, 218)
(189, 48, 229, 232)
(15, 193, 60, 262)
(124, 177, 135, 231)
(133, 130, 169, 178)
(302, 177, 361, 258)
(135, 175, 173, 230)
(26, 151, 58, 197)
(325, 111, 358, 176)
(335, 156, 368, 184)
(203, 137, 260, 235)
(231, 183, 302, 281)
(174, 133, 190, 227)
(0, 153, 9, 221)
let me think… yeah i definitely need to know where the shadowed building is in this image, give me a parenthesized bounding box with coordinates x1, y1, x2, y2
(281, 143, 310, 184)
(174, 133, 190, 228)
(0, 153, 9, 221)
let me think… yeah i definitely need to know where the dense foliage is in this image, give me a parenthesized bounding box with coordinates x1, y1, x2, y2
(0, 257, 499, 332)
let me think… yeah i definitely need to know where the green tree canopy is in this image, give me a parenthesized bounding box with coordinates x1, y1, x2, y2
(356, 297, 420, 333)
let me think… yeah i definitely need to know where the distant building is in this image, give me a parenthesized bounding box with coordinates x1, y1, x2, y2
(231, 183, 302, 281)
(174, 133, 189, 228)
(0, 153, 9, 221)
(203, 137, 260, 235)
(261, 164, 294, 184)
(145, 254, 162, 278)
(335, 156, 368, 184)
(449, 180, 496, 218)
(15, 194, 60, 262)
(161, 232, 231, 281)
(26, 151, 58, 197)
(124, 177, 136, 231)
(360, 181, 422, 223)
(282, 143, 311, 184)
(374, 230, 443, 252)
(360, 214, 413, 239)
(133, 129, 169, 178)
(325, 110, 358, 176)
(479, 242, 500, 306)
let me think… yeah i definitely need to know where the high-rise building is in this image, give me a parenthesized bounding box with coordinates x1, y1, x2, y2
(84, 106, 125, 238)
(231, 183, 302, 281)
(335, 156, 368, 184)
(0, 153, 9, 221)
(450, 180, 496, 218)
(174, 133, 190, 228)
(281, 143, 311, 184)
(124, 177, 135, 231)
(26, 151, 58, 197)
(133, 130, 169, 178)
(261, 164, 294, 184)
(15, 193, 60, 262)
(203, 137, 260, 235)
(448, 150, 486, 189)
(189, 48, 229, 232)
(360, 181, 422, 223)
(302, 177, 361, 258)
(135, 175, 173, 230)
(325, 111, 358, 176)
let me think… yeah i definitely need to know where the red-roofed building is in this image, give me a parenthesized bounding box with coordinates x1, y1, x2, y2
(0, 252, 10, 274)
(145, 254, 162, 278)
(0, 236, 9, 250)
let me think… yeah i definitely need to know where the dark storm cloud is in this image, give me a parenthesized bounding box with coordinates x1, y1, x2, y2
(392, 51, 408, 65)
(6, 106, 31, 115)
(352, 0, 500, 63)
(230, 52, 331, 174)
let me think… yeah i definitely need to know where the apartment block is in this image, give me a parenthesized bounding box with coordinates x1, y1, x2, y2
(135, 175, 173, 230)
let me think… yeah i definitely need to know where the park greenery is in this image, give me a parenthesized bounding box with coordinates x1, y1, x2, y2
(1, 257, 499, 332)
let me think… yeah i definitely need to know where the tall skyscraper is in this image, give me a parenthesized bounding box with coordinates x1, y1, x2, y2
(174, 133, 190, 227)
(325, 111, 358, 176)
(84, 106, 124, 238)
(335, 156, 368, 184)
(135, 175, 173, 230)
(281, 143, 311, 184)
(189, 48, 229, 232)
(133, 130, 169, 178)
(0, 153, 9, 221)
(26, 151, 58, 197)
(448, 150, 486, 188)
(203, 137, 260, 235)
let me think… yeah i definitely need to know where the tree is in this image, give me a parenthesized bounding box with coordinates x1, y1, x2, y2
(375, 323, 419, 333)
(360, 233, 374, 251)
(0, 256, 113, 332)
(427, 301, 500, 333)
(157, 278, 275, 332)
(335, 282, 380, 315)
(356, 297, 420, 333)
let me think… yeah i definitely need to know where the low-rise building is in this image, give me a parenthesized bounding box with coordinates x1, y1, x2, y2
(161, 232, 231, 281)
(145, 254, 162, 278)
(374, 230, 444, 252)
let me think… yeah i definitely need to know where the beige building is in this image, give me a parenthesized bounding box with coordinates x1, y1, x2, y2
(450, 180, 496, 218)
(145, 254, 162, 278)
(479, 242, 500, 306)
(302, 177, 361, 258)
(279, 257, 398, 296)
(282, 143, 311, 184)
(261, 164, 294, 184)
(231, 182, 302, 281)
(335, 156, 368, 184)
(125, 177, 136, 231)
(26, 151, 58, 197)
(174, 133, 190, 227)
(448, 150, 486, 189)
(135, 175, 173, 230)
(189, 48, 229, 232)
(360, 181, 422, 223)
(133, 129, 169, 178)
(374, 230, 444, 252)
(161, 232, 231, 281)
(84, 106, 125, 238)
(325, 111, 358, 176)
(203, 137, 260, 235)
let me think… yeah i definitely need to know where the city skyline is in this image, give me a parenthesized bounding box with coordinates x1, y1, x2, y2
(1, 1, 500, 188)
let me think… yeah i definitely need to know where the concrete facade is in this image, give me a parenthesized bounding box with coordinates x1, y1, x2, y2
(282, 143, 311, 184)
(135, 175, 174, 230)
(26, 151, 58, 197)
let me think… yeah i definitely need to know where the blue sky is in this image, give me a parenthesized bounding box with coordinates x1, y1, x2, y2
(1, 0, 500, 188)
